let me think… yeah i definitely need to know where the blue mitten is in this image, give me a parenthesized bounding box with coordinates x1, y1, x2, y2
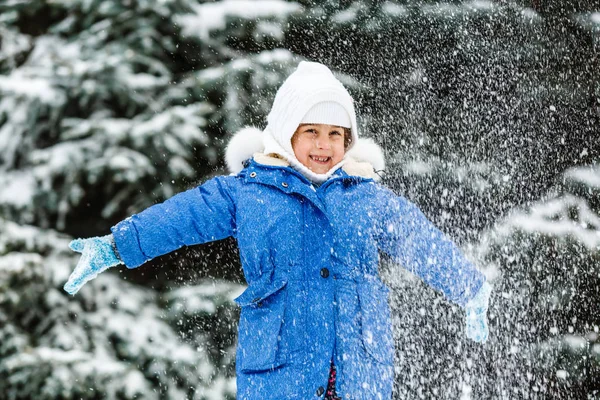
(63, 234, 123, 295)
(465, 281, 492, 343)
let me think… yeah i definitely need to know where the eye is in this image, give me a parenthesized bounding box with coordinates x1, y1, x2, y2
(304, 128, 317, 134)
(329, 130, 342, 136)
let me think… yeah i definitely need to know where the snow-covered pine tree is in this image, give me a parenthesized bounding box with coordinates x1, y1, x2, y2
(0, 217, 245, 399)
(2, 0, 599, 398)
(0, 0, 301, 236)
(475, 164, 600, 398)
(0, 1, 303, 399)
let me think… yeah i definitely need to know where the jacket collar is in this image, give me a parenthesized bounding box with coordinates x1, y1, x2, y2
(242, 159, 326, 214)
(252, 152, 379, 182)
(241, 157, 371, 216)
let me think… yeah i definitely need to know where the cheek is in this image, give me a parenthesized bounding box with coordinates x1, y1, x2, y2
(292, 141, 311, 160)
(333, 142, 346, 159)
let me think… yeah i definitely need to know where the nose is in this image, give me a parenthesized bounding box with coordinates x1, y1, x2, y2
(315, 136, 331, 150)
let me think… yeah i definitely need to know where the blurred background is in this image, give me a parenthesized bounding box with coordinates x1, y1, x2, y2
(0, 0, 598, 398)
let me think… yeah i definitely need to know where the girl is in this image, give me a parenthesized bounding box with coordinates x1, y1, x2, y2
(65, 61, 491, 400)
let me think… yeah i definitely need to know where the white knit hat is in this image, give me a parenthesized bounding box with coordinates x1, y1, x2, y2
(300, 101, 352, 128)
(263, 61, 359, 182)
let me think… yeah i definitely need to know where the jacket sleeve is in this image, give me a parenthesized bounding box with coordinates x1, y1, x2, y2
(110, 176, 237, 268)
(375, 186, 485, 307)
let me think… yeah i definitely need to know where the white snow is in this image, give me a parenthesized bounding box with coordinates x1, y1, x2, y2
(0, 172, 36, 207)
(460, 383, 473, 400)
(230, 58, 252, 71)
(407, 68, 427, 85)
(121, 370, 148, 398)
(521, 8, 541, 20)
(105, 149, 155, 176)
(0, 219, 69, 254)
(563, 334, 587, 350)
(332, 4, 360, 23)
(130, 105, 210, 146)
(564, 165, 600, 188)
(0, 252, 42, 274)
(556, 370, 569, 379)
(256, 20, 285, 40)
(491, 194, 600, 250)
(177, 0, 302, 40)
(0, 25, 32, 61)
(575, 11, 600, 30)
(176, 294, 216, 314)
(99, 305, 202, 367)
(382, 2, 408, 17)
(406, 160, 433, 174)
(0, 73, 64, 104)
(77, 355, 128, 376)
(469, 1, 494, 11)
(256, 48, 294, 64)
(123, 72, 169, 90)
(97, 119, 130, 139)
(193, 375, 236, 399)
(30, 140, 87, 173)
(3, 347, 89, 371)
(167, 280, 246, 312)
(420, 0, 498, 20)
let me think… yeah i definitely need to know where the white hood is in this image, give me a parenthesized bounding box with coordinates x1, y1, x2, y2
(225, 126, 385, 182)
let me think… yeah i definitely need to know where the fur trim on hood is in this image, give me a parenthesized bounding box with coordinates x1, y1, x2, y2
(225, 127, 385, 182)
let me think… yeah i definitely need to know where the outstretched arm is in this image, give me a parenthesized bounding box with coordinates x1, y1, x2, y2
(111, 176, 237, 268)
(64, 176, 237, 294)
(375, 188, 491, 342)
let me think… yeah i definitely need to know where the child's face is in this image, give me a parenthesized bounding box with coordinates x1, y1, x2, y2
(291, 124, 346, 174)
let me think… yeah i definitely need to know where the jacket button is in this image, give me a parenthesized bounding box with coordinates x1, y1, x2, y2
(316, 386, 324, 396)
(320, 268, 330, 278)
(281, 182, 288, 187)
(250, 172, 257, 178)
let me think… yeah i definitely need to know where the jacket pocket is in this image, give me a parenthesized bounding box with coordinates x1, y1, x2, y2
(358, 277, 394, 365)
(234, 279, 288, 372)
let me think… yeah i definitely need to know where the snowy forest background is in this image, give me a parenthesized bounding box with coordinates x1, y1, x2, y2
(0, 0, 599, 399)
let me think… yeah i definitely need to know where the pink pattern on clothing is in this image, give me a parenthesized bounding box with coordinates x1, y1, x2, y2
(325, 362, 341, 400)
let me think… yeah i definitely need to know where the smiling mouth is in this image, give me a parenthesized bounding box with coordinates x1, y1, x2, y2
(310, 155, 331, 164)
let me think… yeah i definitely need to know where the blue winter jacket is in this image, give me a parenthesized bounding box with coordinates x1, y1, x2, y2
(111, 157, 485, 400)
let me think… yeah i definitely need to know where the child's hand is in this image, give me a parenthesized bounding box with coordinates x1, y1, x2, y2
(63, 234, 123, 295)
(464, 282, 492, 343)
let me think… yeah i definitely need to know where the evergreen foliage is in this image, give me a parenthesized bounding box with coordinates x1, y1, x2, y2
(0, 1, 299, 398)
(474, 163, 600, 398)
(0, 0, 301, 235)
(0, 0, 598, 398)
(287, 0, 599, 238)
(0, 218, 243, 399)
